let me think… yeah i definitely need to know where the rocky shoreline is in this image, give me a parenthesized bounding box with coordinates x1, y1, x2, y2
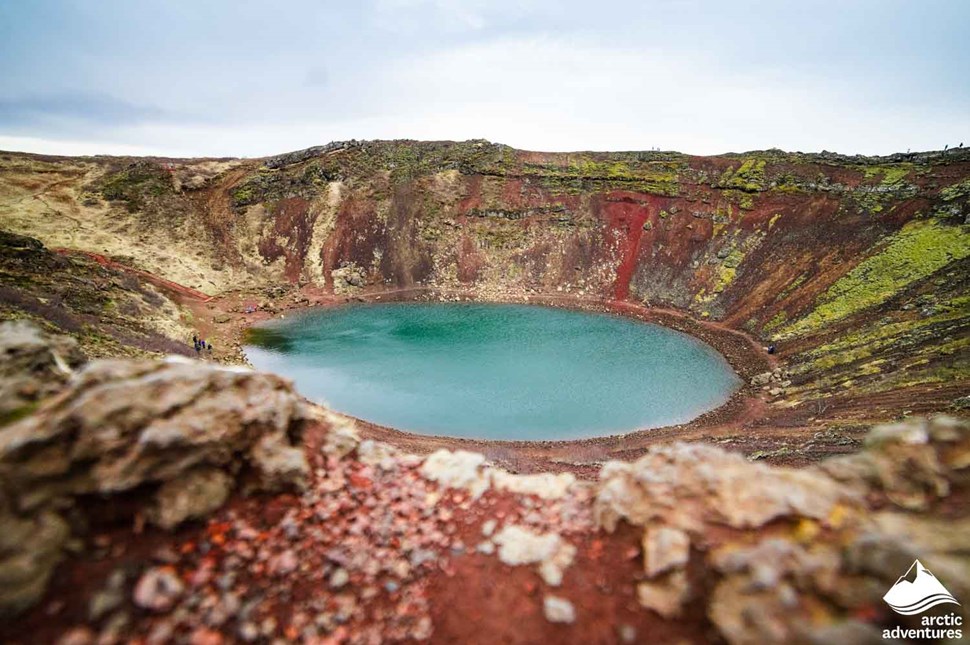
(197, 288, 774, 474)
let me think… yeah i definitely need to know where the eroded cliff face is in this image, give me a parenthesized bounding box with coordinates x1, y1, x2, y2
(0, 141, 968, 428)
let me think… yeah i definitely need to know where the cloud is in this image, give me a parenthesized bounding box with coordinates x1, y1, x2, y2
(373, 0, 497, 32)
(0, 92, 173, 128)
(357, 35, 968, 154)
(0, 1, 966, 157)
(304, 66, 330, 88)
(0, 134, 167, 157)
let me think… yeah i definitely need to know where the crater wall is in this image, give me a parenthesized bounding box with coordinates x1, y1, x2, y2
(1, 141, 968, 432)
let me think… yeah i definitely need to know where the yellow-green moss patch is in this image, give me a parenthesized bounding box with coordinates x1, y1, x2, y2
(781, 220, 970, 337)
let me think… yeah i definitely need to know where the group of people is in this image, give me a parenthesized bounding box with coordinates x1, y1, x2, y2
(192, 334, 213, 356)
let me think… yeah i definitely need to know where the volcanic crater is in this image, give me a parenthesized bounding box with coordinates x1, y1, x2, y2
(0, 140, 968, 643)
(4, 139, 966, 467)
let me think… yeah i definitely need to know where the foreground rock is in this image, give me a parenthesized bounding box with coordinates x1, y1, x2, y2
(0, 331, 967, 642)
(595, 415, 970, 643)
(0, 319, 85, 424)
(0, 354, 309, 616)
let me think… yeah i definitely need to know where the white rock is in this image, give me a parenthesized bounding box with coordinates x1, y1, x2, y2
(494, 525, 558, 565)
(133, 567, 184, 612)
(323, 422, 360, 458)
(481, 519, 497, 537)
(476, 541, 495, 555)
(594, 443, 852, 532)
(637, 570, 688, 618)
(357, 440, 399, 469)
(420, 450, 490, 498)
(493, 524, 576, 586)
(329, 568, 350, 589)
(489, 469, 577, 500)
(642, 526, 690, 578)
(543, 595, 576, 623)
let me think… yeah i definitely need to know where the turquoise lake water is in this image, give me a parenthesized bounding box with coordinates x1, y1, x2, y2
(244, 303, 740, 440)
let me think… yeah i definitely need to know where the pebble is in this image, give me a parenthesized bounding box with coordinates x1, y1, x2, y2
(409, 548, 437, 568)
(543, 595, 576, 623)
(617, 623, 637, 643)
(55, 627, 95, 645)
(476, 541, 496, 555)
(330, 567, 350, 589)
(481, 519, 497, 537)
(272, 549, 299, 575)
(133, 567, 184, 612)
(237, 621, 259, 642)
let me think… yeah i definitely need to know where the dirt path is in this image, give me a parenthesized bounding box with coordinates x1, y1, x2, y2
(52, 248, 214, 302)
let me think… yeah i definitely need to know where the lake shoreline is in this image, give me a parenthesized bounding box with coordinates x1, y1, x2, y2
(213, 287, 774, 476)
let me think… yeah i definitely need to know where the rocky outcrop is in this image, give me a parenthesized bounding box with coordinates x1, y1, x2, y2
(0, 334, 309, 616)
(331, 262, 368, 295)
(595, 415, 970, 643)
(0, 319, 85, 423)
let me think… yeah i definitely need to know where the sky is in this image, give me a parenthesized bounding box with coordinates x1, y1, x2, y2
(0, 0, 967, 157)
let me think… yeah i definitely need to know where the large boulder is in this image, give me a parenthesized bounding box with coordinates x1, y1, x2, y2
(594, 416, 970, 643)
(0, 355, 310, 616)
(593, 442, 856, 533)
(331, 263, 367, 294)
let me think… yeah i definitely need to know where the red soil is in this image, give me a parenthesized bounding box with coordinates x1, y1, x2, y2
(52, 249, 213, 302)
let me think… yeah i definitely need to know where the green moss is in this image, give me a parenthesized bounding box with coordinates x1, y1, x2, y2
(863, 165, 912, 186)
(718, 158, 766, 192)
(936, 336, 970, 356)
(782, 221, 970, 337)
(798, 294, 969, 371)
(573, 159, 635, 179)
(941, 178, 970, 202)
(302, 161, 339, 186)
(771, 173, 805, 194)
(764, 310, 788, 332)
(775, 273, 807, 303)
(722, 248, 744, 269)
(0, 401, 40, 427)
(231, 185, 256, 206)
(100, 162, 174, 212)
(711, 267, 736, 294)
(525, 155, 682, 196)
(694, 231, 765, 304)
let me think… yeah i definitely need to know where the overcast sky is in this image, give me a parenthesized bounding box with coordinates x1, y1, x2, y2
(1, 0, 967, 157)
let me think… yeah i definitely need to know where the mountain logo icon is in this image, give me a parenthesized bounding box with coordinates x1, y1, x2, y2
(883, 560, 961, 615)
